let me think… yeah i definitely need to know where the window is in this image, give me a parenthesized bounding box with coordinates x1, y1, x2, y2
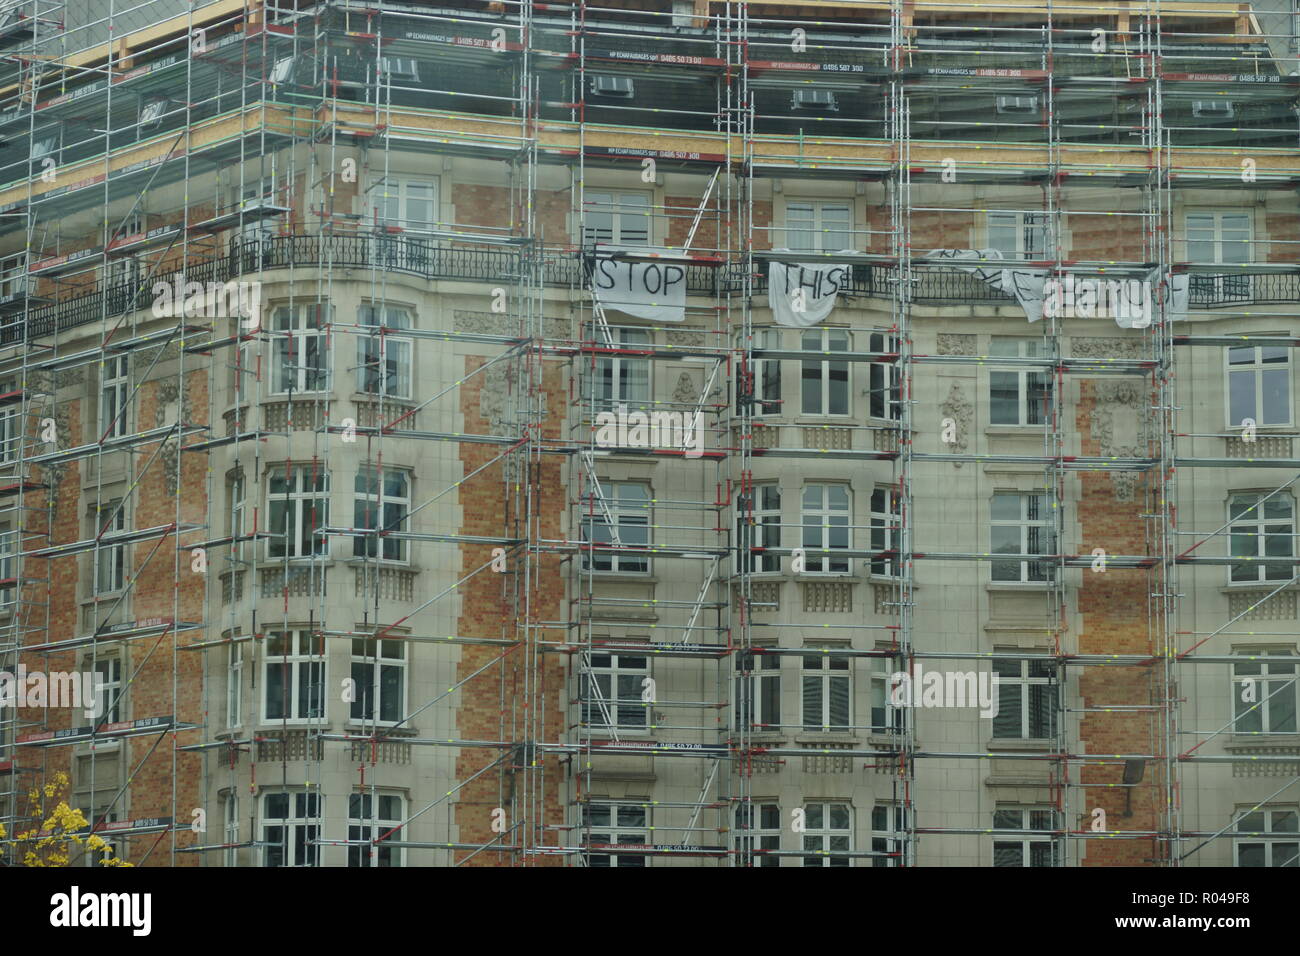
(989, 338, 1051, 425)
(589, 74, 634, 99)
(800, 802, 852, 867)
(348, 792, 404, 867)
(987, 211, 1050, 260)
(868, 331, 900, 420)
(872, 804, 909, 867)
(734, 802, 781, 867)
(93, 500, 127, 594)
(1227, 343, 1290, 429)
(0, 253, 24, 300)
(353, 466, 410, 562)
(786, 201, 852, 252)
(993, 807, 1059, 867)
(373, 176, 439, 233)
(267, 465, 329, 559)
(869, 486, 900, 578)
(583, 801, 647, 866)
(381, 57, 420, 84)
(1232, 649, 1297, 735)
(86, 808, 123, 867)
(227, 471, 245, 560)
(735, 651, 781, 732)
(0, 377, 17, 463)
(0, 526, 15, 608)
(1228, 492, 1294, 584)
(261, 791, 320, 867)
(993, 657, 1057, 739)
(1187, 211, 1251, 301)
(1234, 808, 1299, 867)
(583, 191, 650, 247)
(270, 303, 329, 394)
(582, 481, 650, 574)
(227, 641, 243, 728)
(870, 665, 905, 734)
(263, 630, 326, 722)
(357, 305, 413, 399)
(100, 355, 129, 438)
(736, 483, 781, 574)
(802, 651, 850, 731)
(740, 328, 781, 416)
(995, 94, 1038, 115)
(580, 651, 648, 731)
(800, 328, 850, 416)
(587, 327, 650, 413)
(801, 484, 850, 573)
(91, 657, 123, 725)
(350, 638, 406, 725)
(990, 492, 1053, 583)
(224, 796, 239, 867)
(791, 88, 839, 112)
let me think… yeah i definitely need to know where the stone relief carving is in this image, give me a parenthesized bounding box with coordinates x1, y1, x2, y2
(454, 309, 566, 340)
(1071, 337, 1144, 360)
(1091, 380, 1147, 502)
(937, 333, 976, 356)
(665, 327, 705, 348)
(672, 372, 698, 407)
(939, 381, 972, 467)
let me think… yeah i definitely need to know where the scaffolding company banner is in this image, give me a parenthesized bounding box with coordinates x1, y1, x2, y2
(768, 252, 854, 328)
(592, 249, 687, 322)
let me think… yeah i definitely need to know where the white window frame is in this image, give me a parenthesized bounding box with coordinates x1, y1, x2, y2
(583, 800, 647, 867)
(357, 304, 413, 399)
(349, 638, 407, 726)
(93, 499, 127, 594)
(868, 331, 900, 421)
(1187, 209, 1253, 302)
(588, 327, 651, 412)
(800, 801, 852, 867)
(734, 802, 781, 867)
(227, 641, 243, 729)
(736, 482, 781, 574)
(869, 486, 900, 578)
(993, 656, 1057, 740)
(800, 327, 851, 417)
(582, 190, 651, 247)
(260, 790, 321, 868)
(986, 210, 1051, 261)
(91, 656, 124, 725)
(0, 252, 24, 300)
(353, 466, 411, 563)
(99, 354, 130, 439)
(1228, 492, 1294, 585)
(989, 338, 1051, 426)
(735, 649, 781, 732)
(1226, 341, 1291, 430)
(0, 525, 15, 609)
(1233, 807, 1299, 867)
(270, 303, 330, 394)
(582, 480, 651, 574)
(801, 650, 851, 731)
(348, 791, 405, 867)
(580, 649, 649, 732)
(1231, 648, 1298, 735)
(262, 630, 327, 724)
(372, 176, 440, 234)
(266, 464, 329, 559)
(871, 804, 910, 867)
(993, 806, 1059, 867)
(741, 328, 782, 417)
(990, 491, 1053, 583)
(224, 794, 239, 867)
(800, 483, 851, 574)
(785, 200, 853, 253)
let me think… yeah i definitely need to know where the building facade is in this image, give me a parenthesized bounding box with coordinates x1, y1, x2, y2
(0, 0, 1298, 867)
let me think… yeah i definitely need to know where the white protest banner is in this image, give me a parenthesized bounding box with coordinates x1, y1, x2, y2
(928, 248, 1045, 322)
(768, 251, 854, 328)
(591, 248, 686, 322)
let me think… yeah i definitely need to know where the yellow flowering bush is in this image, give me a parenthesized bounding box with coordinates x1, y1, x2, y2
(0, 772, 132, 867)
